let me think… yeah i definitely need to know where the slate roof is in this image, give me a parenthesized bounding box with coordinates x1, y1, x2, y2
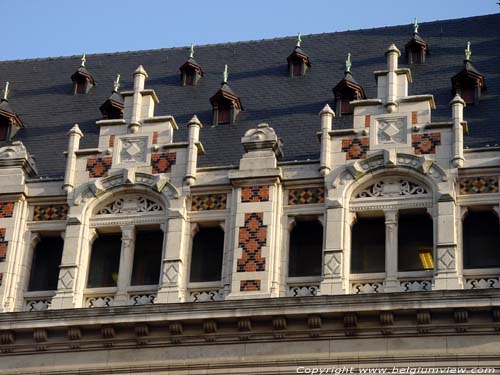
(0, 13, 499, 177)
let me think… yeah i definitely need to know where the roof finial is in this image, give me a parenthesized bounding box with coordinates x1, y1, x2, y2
(223, 64, 228, 83)
(345, 53, 352, 73)
(296, 32, 302, 47)
(80, 53, 86, 68)
(465, 41, 472, 61)
(2, 82, 9, 101)
(189, 44, 195, 59)
(113, 74, 121, 92)
(413, 17, 419, 34)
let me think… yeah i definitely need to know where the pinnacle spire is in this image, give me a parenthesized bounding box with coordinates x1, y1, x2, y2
(80, 53, 86, 68)
(223, 64, 228, 83)
(189, 44, 195, 59)
(345, 53, 352, 73)
(413, 17, 419, 34)
(465, 41, 472, 61)
(113, 74, 121, 92)
(296, 32, 302, 47)
(2, 81, 9, 102)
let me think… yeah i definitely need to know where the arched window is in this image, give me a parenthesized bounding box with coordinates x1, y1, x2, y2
(28, 236, 64, 291)
(398, 210, 434, 271)
(190, 226, 224, 283)
(87, 233, 122, 288)
(463, 209, 500, 269)
(288, 220, 323, 277)
(351, 214, 386, 273)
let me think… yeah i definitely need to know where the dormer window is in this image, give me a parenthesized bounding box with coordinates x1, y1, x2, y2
(209, 65, 243, 125)
(451, 42, 486, 105)
(287, 34, 311, 77)
(71, 54, 95, 95)
(180, 45, 203, 87)
(405, 18, 429, 65)
(333, 54, 366, 116)
(0, 82, 23, 141)
(99, 75, 124, 120)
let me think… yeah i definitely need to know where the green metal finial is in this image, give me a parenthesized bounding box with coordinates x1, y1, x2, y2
(189, 44, 195, 59)
(223, 64, 228, 83)
(345, 53, 352, 73)
(80, 53, 86, 68)
(2, 82, 9, 101)
(413, 17, 419, 34)
(465, 41, 472, 61)
(296, 32, 302, 47)
(113, 74, 121, 92)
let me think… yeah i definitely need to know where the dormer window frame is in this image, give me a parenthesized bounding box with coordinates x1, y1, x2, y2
(180, 64, 203, 87)
(287, 53, 311, 78)
(212, 98, 239, 126)
(452, 69, 486, 106)
(333, 81, 366, 116)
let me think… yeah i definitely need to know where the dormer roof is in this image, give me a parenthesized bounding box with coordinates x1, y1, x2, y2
(0, 83, 23, 128)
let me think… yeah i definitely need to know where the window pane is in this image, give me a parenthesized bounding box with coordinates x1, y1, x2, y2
(131, 230, 163, 286)
(292, 62, 303, 76)
(87, 233, 121, 288)
(461, 85, 475, 104)
(463, 211, 500, 269)
(398, 213, 434, 271)
(0, 118, 8, 141)
(340, 98, 354, 115)
(411, 49, 421, 64)
(351, 217, 385, 273)
(28, 237, 64, 291)
(288, 221, 323, 277)
(217, 108, 230, 124)
(190, 227, 224, 282)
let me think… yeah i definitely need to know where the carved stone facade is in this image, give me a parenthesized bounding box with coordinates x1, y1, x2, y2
(0, 17, 499, 374)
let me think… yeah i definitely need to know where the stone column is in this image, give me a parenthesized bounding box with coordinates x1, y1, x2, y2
(320, 205, 346, 295)
(385, 44, 400, 113)
(114, 225, 135, 306)
(184, 115, 202, 186)
(156, 204, 188, 304)
(384, 210, 399, 292)
(434, 200, 461, 290)
(319, 104, 334, 176)
(450, 94, 465, 168)
(63, 124, 83, 193)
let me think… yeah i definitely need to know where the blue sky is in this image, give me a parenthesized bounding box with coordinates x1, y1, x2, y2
(2, 0, 498, 60)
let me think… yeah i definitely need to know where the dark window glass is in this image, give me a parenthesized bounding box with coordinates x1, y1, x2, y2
(0, 118, 9, 141)
(411, 49, 422, 64)
(351, 217, 385, 273)
(217, 107, 230, 124)
(463, 210, 500, 269)
(288, 221, 323, 277)
(75, 81, 86, 94)
(190, 227, 224, 282)
(131, 230, 163, 285)
(87, 233, 121, 288)
(185, 73, 194, 86)
(28, 237, 64, 291)
(461, 85, 475, 105)
(398, 213, 434, 271)
(292, 62, 303, 77)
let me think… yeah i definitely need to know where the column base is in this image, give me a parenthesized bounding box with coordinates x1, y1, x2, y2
(319, 278, 345, 295)
(433, 273, 463, 290)
(156, 286, 184, 304)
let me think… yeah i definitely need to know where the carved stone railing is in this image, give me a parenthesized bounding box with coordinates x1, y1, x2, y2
(465, 276, 500, 289)
(24, 291, 56, 312)
(189, 289, 224, 302)
(86, 295, 115, 308)
(399, 279, 433, 292)
(351, 281, 384, 294)
(287, 284, 320, 297)
(129, 293, 157, 305)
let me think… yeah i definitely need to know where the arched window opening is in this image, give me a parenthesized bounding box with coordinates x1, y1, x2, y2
(131, 229, 163, 286)
(28, 236, 64, 291)
(351, 214, 385, 273)
(463, 209, 500, 269)
(398, 210, 434, 271)
(87, 233, 121, 288)
(288, 220, 323, 277)
(190, 226, 224, 283)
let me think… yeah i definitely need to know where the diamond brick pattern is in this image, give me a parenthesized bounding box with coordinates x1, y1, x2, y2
(33, 204, 69, 221)
(86, 157, 112, 178)
(412, 111, 418, 124)
(288, 187, 325, 205)
(458, 177, 499, 195)
(152, 131, 158, 144)
(241, 186, 269, 203)
(0, 228, 8, 262)
(0, 202, 14, 218)
(151, 152, 176, 174)
(237, 212, 267, 272)
(365, 115, 371, 128)
(412, 133, 441, 155)
(240, 279, 261, 291)
(191, 194, 227, 211)
(341, 138, 369, 160)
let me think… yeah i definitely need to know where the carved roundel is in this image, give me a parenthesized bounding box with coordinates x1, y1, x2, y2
(95, 195, 164, 216)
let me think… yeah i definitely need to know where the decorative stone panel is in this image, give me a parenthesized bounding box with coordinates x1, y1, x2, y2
(0, 202, 14, 218)
(189, 290, 224, 302)
(341, 138, 369, 160)
(33, 204, 68, 221)
(400, 280, 432, 292)
(240, 280, 261, 291)
(377, 117, 406, 144)
(119, 137, 148, 164)
(237, 213, 266, 272)
(288, 285, 319, 297)
(287, 187, 324, 205)
(465, 277, 500, 289)
(241, 186, 269, 203)
(351, 282, 383, 294)
(191, 194, 227, 211)
(412, 133, 441, 155)
(0, 228, 8, 262)
(86, 157, 112, 178)
(458, 177, 499, 194)
(151, 152, 176, 174)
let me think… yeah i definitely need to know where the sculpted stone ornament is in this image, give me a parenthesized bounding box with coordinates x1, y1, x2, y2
(119, 137, 147, 163)
(0, 141, 38, 176)
(241, 123, 283, 159)
(377, 117, 407, 144)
